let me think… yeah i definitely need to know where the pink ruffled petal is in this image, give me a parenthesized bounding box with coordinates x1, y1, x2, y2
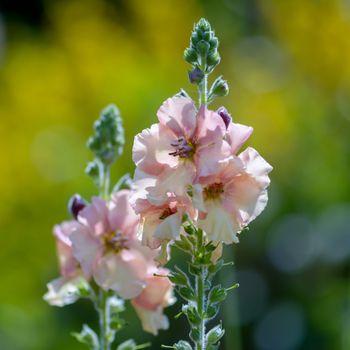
(195, 106, 226, 146)
(226, 122, 253, 154)
(195, 140, 231, 178)
(157, 97, 197, 139)
(93, 250, 147, 299)
(78, 197, 109, 236)
(132, 123, 177, 176)
(70, 226, 101, 278)
(238, 147, 273, 187)
(109, 190, 139, 237)
(199, 201, 240, 244)
(153, 211, 183, 242)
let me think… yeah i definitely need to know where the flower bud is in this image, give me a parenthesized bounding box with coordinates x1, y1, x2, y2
(72, 324, 99, 349)
(216, 107, 232, 129)
(196, 40, 210, 58)
(188, 67, 204, 84)
(208, 76, 229, 103)
(68, 194, 86, 219)
(184, 48, 198, 65)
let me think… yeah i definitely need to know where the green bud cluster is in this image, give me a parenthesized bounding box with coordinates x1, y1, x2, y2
(87, 104, 125, 167)
(165, 221, 238, 350)
(184, 18, 220, 74)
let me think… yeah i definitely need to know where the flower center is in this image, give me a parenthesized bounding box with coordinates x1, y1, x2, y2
(203, 182, 224, 200)
(169, 137, 194, 159)
(103, 232, 129, 253)
(159, 206, 177, 220)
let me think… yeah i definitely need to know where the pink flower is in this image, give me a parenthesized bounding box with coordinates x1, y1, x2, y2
(197, 147, 272, 243)
(132, 97, 229, 182)
(53, 221, 80, 278)
(70, 190, 152, 299)
(131, 266, 175, 335)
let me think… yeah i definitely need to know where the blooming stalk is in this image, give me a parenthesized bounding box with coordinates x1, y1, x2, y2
(44, 105, 173, 350)
(131, 18, 272, 349)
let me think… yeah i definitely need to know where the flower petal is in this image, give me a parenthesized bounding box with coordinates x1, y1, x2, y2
(132, 123, 177, 176)
(199, 202, 240, 244)
(70, 227, 101, 278)
(109, 190, 139, 236)
(157, 97, 197, 139)
(93, 250, 147, 299)
(226, 122, 253, 154)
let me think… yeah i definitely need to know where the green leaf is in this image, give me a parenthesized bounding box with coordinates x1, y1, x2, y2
(178, 286, 196, 301)
(209, 285, 227, 304)
(72, 324, 99, 350)
(184, 305, 201, 326)
(169, 266, 191, 287)
(117, 339, 137, 350)
(206, 324, 225, 344)
(206, 304, 219, 320)
(173, 340, 193, 350)
(189, 327, 200, 342)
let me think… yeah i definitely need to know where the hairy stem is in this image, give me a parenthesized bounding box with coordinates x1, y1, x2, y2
(199, 74, 208, 106)
(99, 165, 111, 350)
(195, 229, 207, 350)
(99, 289, 110, 350)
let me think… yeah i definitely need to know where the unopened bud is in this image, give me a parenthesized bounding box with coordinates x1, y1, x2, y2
(216, 107, 232, 129)
(68, 194, 86, 219)
(184, 48, 198, 65)
(208, 76, 229, 103)
(188, 67, 204, 84)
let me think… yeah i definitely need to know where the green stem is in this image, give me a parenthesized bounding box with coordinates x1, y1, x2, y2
(195, 229, 207, 350)
(99, 164, 111, 350)
(199, 74, 208, 106)
(99, 289, 110, 350)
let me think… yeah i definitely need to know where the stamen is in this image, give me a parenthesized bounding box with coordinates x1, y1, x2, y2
(104, 232, 129, 253)
(159, 207, 177, 220)
(204, 182, 224, 200)
(169, 137, 194, 158)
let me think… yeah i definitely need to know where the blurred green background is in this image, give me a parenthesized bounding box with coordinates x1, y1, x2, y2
(1, 0, 350, 349)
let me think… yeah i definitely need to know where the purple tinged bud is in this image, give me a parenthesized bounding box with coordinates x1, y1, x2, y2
(217, 107, 232, 129)
(68, 194, 86, 219)
(188, 67, 204, 84)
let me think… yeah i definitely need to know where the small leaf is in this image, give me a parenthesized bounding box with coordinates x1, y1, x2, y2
(117, 339, 137, 350)
(72, 324, 99, 350)
(178, 286, 195, 301)
(173, 340, 193, 350)
(206, 324, 225, 344)
(184, 305, 201, 325)
(189, 327, 200, 342)
(206, 304, 219, 320)
(209, 285, 227, 304)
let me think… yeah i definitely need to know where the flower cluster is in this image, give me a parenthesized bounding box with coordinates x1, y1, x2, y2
(44, 190, 174, 335)
(132, 96, 272, 255)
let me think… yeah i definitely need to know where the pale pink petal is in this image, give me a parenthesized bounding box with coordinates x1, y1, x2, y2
(53, 221, 79, 246)
(154, 212, 183, 242)
(131, 304, 169, 335)
(224, 175, 269, 226)
(146, 162, 196, 205)
(195, 140, 231, 178)
(133, 273, 172, 310)
(56, 240, 78, 278)
(78, 197, 109, 236)
(43, 276, 89, 307)
(157, 97, 197, 139)
(93, 250, 147, 299)
(109, 190, 139, 236)
(238, 147, 273, 187)
(226, 122, 253, 154)
(195, 106, 226, 146)
(132, 123, 177, 176)
(199, 202, 240, 244)
(70, 227, 101, 278)
(140, 211, 163, 249)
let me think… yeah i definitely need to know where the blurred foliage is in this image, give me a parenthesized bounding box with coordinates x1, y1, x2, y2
(0, 0, 350, 349)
